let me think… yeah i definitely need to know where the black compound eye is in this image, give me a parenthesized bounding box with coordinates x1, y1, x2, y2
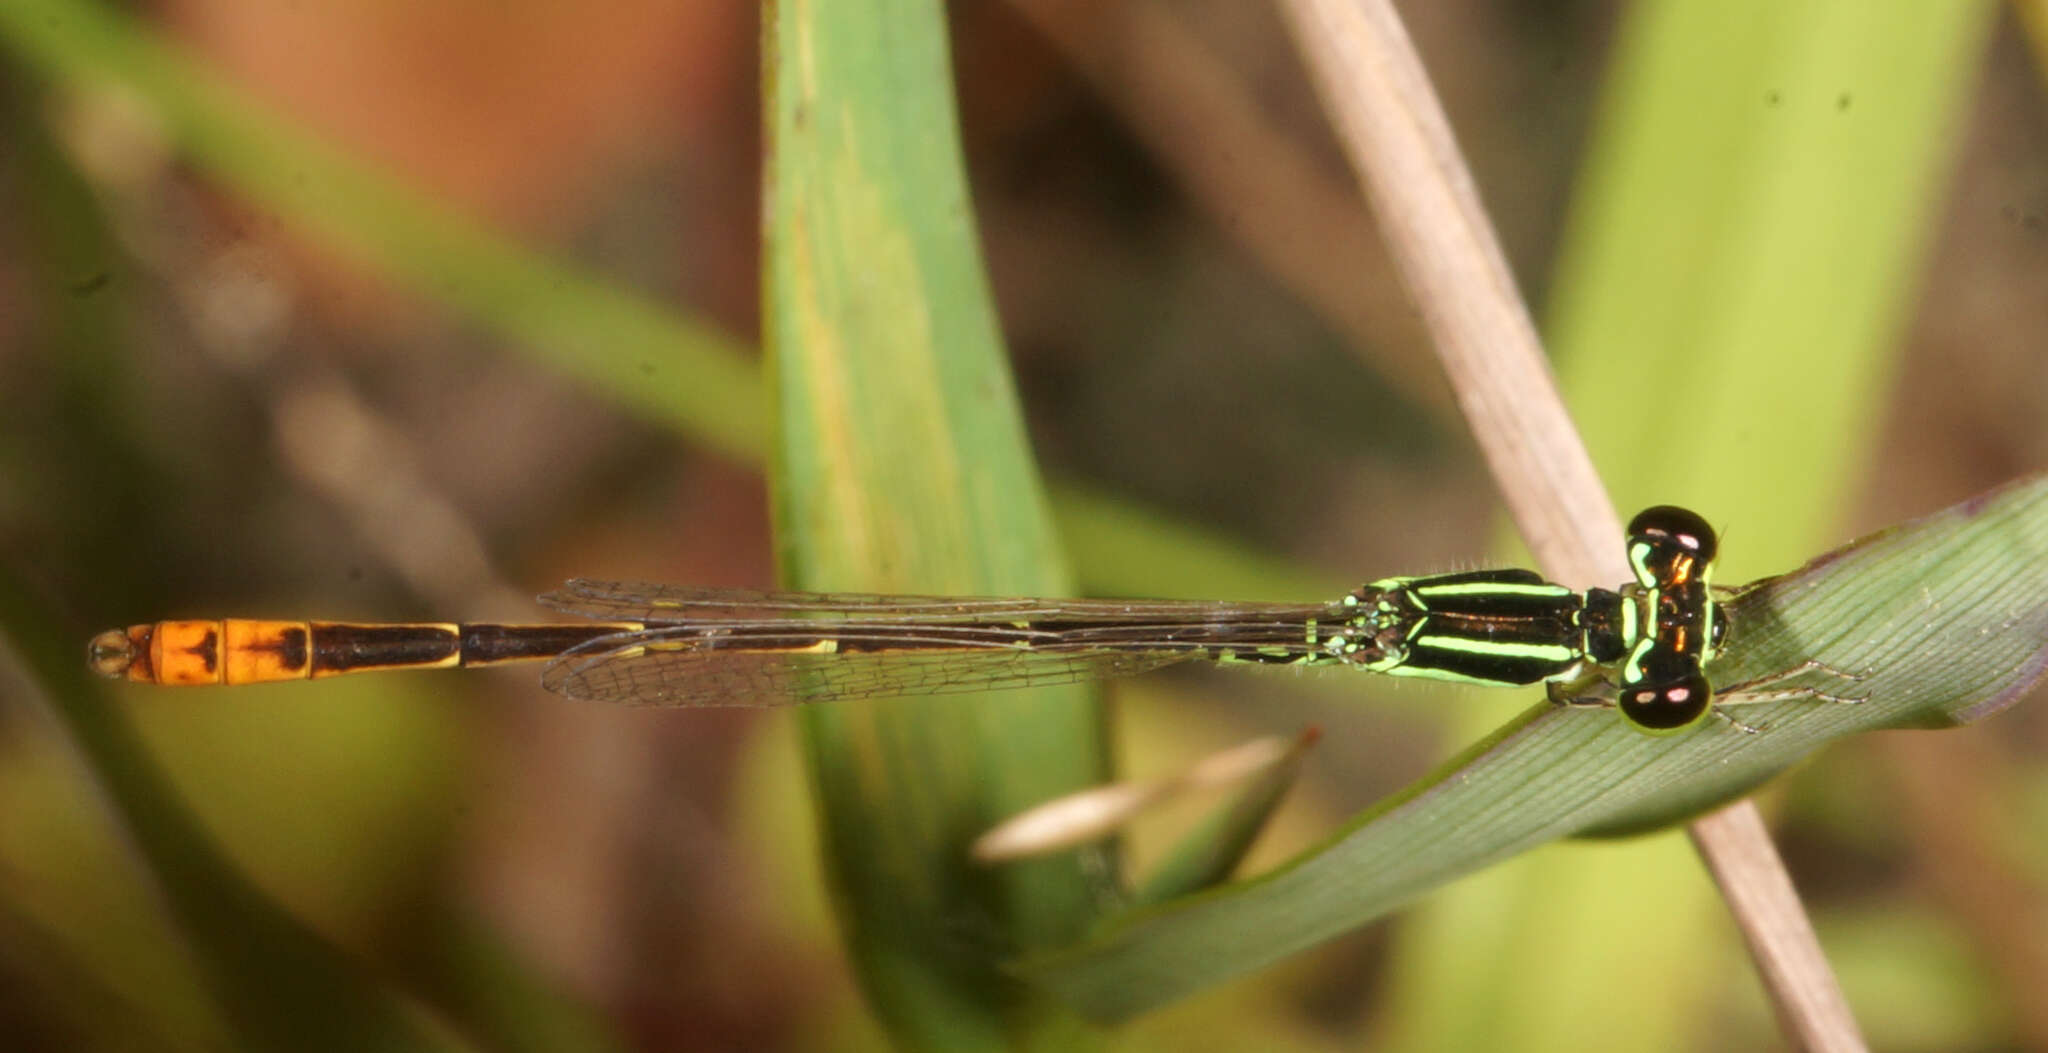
(1626, 506, 1719, 565)
(1617, 670, 1714, 733)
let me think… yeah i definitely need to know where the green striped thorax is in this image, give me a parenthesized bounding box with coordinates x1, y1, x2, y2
(1335, 506, 1729, 734)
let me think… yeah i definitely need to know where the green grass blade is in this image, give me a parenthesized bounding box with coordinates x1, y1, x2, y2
(1550, 0, 1995, 550)
(762, 0, 1109, 1046)
(1016, 473, 2048, 1020)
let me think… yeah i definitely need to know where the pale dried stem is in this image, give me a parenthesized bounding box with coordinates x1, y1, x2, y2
(972, 733, 1303, 862)
(1274, 0, 1615, 586)
(1273, 0, 1863, 1048)
(1687, 804, 1867, 1052)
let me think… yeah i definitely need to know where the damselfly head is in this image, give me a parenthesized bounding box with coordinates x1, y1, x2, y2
(1616, 651, 1715, 734)
(1626, 506, 1719, 588)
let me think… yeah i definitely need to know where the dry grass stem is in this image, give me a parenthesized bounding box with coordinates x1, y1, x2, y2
(1690, 804, 1866, 1053)
(1274, 0, 1614, 586)
(972, 733, 1305, 862)
(1273, 0, 1864, 1046)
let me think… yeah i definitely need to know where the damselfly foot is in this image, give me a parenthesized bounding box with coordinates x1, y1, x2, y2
(1545, 675, 1615, 710)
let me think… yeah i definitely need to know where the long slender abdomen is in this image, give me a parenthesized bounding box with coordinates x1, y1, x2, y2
(89, 620, 638, 685)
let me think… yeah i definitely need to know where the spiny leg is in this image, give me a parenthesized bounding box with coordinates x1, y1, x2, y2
(1700, 660, 1869, 736)
(1700, 660, 1867, 735)
(1714, 658, 1869, 708)
(1708, 705, 1764, 735)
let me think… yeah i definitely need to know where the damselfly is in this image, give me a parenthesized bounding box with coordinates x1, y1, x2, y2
(87, 506, 1855, 734)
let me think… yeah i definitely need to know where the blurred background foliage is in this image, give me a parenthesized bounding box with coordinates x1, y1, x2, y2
(0, 1, 2045, 1050)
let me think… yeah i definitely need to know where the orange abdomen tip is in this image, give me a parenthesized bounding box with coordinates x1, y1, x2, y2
(220, 620, 316, 684)
(149, 620, 229, 685)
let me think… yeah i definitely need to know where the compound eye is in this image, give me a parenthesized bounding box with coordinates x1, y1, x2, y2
(1626, 506, 1719, 565)
(1617, 669, 1714, 733)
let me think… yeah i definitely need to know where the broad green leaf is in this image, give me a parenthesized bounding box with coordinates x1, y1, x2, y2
(762, 0, 1108, 1047)
(1017, 473, 2048, 1020)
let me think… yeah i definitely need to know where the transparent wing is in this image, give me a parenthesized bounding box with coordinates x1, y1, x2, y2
(536, 581, 1367, 707)
(539, 578, 1331, 625)
(540, 634, 1207, 707)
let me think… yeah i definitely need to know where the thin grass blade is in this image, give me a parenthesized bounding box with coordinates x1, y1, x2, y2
(1018, 475, 2048, 1020)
